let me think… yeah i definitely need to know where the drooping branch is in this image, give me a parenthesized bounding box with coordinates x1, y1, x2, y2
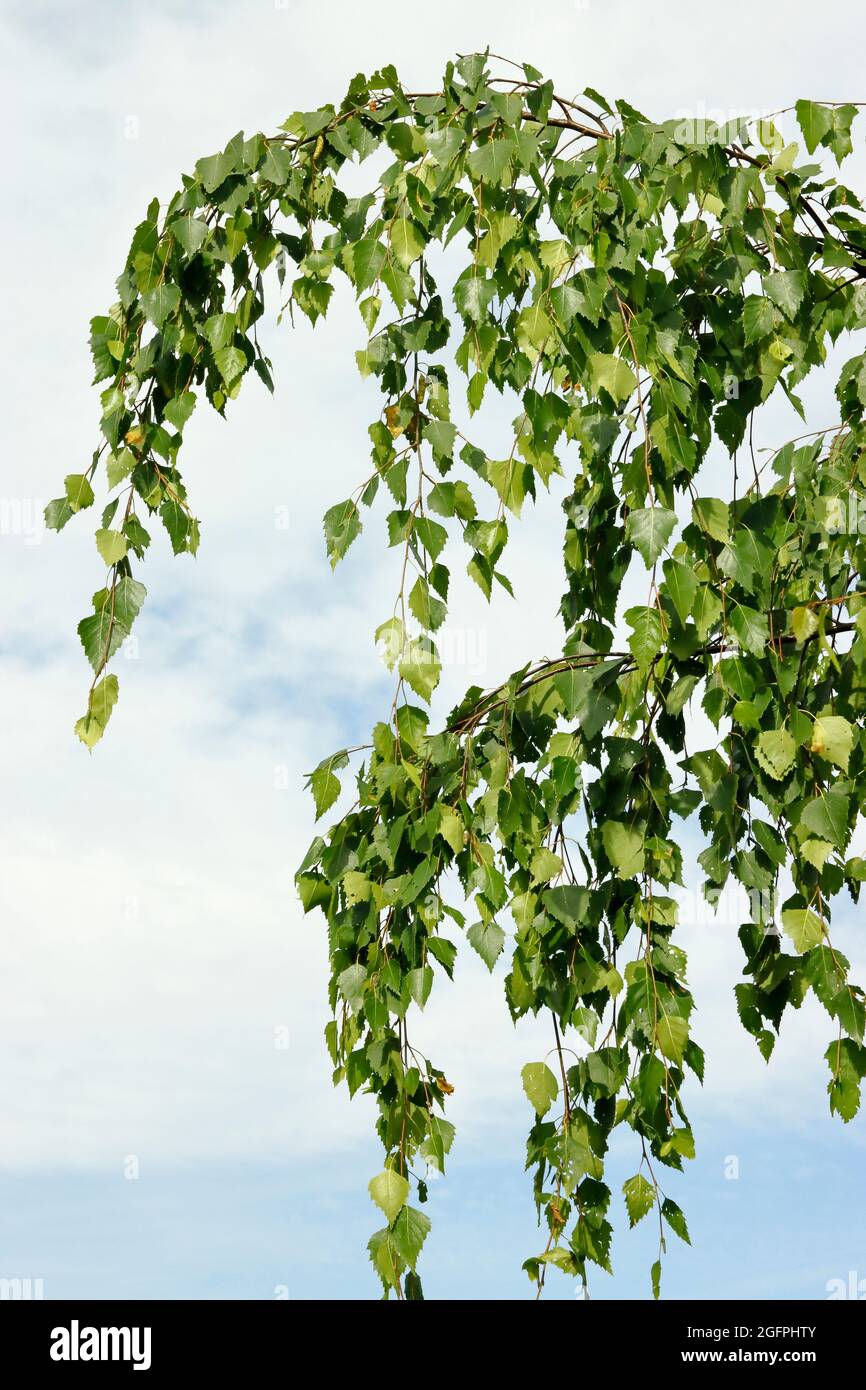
(51, 52, 866, 1300)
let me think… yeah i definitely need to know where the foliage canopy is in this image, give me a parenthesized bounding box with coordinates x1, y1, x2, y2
(51, 52, 866, 1298)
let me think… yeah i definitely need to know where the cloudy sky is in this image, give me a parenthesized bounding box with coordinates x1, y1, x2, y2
(2, 0, 865, 1300)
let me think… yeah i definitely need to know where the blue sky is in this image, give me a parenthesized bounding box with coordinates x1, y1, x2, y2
(2, 0, 866, 1303)
(3, 1117, 865, 1301)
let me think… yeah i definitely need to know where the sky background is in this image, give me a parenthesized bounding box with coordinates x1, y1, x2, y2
(2, 0, 866, 1301)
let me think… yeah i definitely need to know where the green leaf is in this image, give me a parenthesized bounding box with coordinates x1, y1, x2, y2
(625, 605, 663, 672)
(375, 616, 405, 671)
(407, 965, 434, 1009)
(543, 885, 588, 930)
(742, 295, 778, 344)
(835, 990, 866, 1044)
(781, 907, 825, 954)
(623, 1173, 655, 1228)
(159, 498, 191, 555)
(454, 274, 495, 323)
(730, 603, 769, 656)
(306, 750, 349, 820)
(391, 1206, 431, 1270)
(337, 962, 367, 1009)
(661, 1197, 691, 1245)
(588, 352, 637, 404)
(755, 727, 797, 780)
(764, 270, 806, 321)
(796, 100, 858, 162)
(368, 1169, 410, 1226)
(601, 821, 644, 878)
(367, 1227, 403, 1291)
(399, 637, 441, 701)
(425, 125, 463, 165)
(214, 344, 246, 389)
(799, 789, 850, 848)
(826, 1038, 866, 1121)
(438, 805, 465, 856)
(342, 238, 386, 293)
(106, 448, 136, 489)
(691, 496, 729, 543)
(467, 136, 514, 185)
(64, 474, 95, 513)
(95, 529, 128, 567)
(74, 674, 119, 749)
(692, 584, 723, 638)
(521, 1061, 559, 1117)
(389, 218, 425, 269)
(467, 920, 505, 971)
(78, 594, 123, 671)
(666, 673, 698, 716)
(112, 578, 146, 633)
(656, 1011, 689, 1064)
(413, 516, 447, 560)
(195, 149, 236, 192)
(408, 576, 446, 631)
(796, 99, 834, 153)
(662, 557, 698, 625)
(323, 500, 362, 568)
(44, 497, 74, 531)
(485, 458, 527, 517)
(204, 313, 236, 352)
(171, 213, 209, 256)
(626, 508, 677, 567)
(261, 143, 292, 184)
(824, 105, 858, 162)
(529, 847, 562, 884)
(141, 283, 181, 329)
(516, 303, 553, 354)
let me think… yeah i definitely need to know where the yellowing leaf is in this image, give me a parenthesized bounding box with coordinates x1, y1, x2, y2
(368, 1169, 409, 1226)
(801, 839, 834, 872)
(342, 870, 371, 905)
(438, 805, 465, 856)
(792, 605, 818, 644)
(588, 352, 637, 404)
(781, 907, 825, 953)
(811, 715, 853, 772)
(384, 404, 404, 438)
